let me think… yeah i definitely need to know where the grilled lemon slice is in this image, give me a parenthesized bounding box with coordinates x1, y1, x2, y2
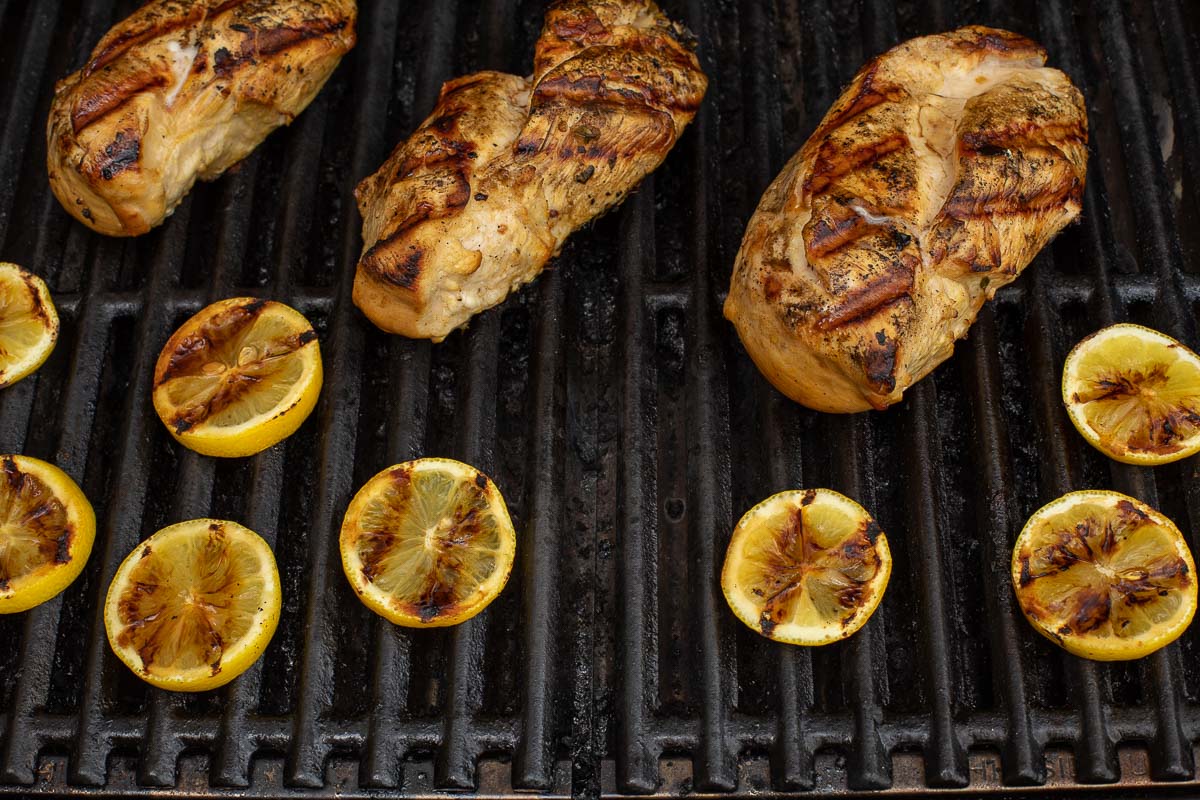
(1063, 323, 1200, 465)
(152, 297, 322, 458)
(0, 455, 95, 613)
(340, 458, 516, 628)
(104, 519, 281, 691)
(1012, 490, 1197, 661)
(721, 489, 891, 645)
(0, 263, 58, 389)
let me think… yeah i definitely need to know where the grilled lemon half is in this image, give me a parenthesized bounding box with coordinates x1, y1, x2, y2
(340, 459, 516, 628)
(1063, 323, 1200, 465)
(152, 297, 322, 458)
(1012, 490, 1197, 661)
(0, 262, 58, 389)
(104, 519, 281, 692)
(721, 488, 891, 645)
(0, 455, 95, 613)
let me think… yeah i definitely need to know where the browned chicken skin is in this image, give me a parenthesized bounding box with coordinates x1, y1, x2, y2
(726, 26, 1088, 413)
(47, 0, 357, 238)
(354, 0, 708, 341)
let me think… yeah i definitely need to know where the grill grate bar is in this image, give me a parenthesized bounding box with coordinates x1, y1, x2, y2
(748, 3, 835, 786)
(682, 103, 737, 800)
(615, 186, 659, 794)
(901, 380, 969, 787)
(961, 307, 1044, 785)
(1058, 537, 1115, 777)
(512, 268, 567, 790)
(139, 454, 219, 786)
(435, 317, 499, 790)
(501, 0, 566, 786)
(1098, 0, 1195, 342)
(213, 447, 287, 787)
(69, 203, 195, 786)
(283, 8, 385, 782)
(438, 1, 515, 788)
(360, 334, 427, 790)
(833, 415, 890, 791)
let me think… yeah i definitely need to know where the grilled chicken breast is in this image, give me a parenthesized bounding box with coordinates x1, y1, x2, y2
(726, 26, 1087, 413)
(47, 0, 357, 238)
(354, 0, 707, 340)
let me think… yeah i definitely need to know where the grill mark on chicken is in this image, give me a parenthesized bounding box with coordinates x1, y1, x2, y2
(84, 4, 213, 77)
(96, 131, 141, 180)
(806, 133, 908, 195)
(213, 17, 351, 79)
(816, 271, 914, 332)
(726, 25, 1087, 413)
(70, 72, 169, 134)
(811, 63, 903, 142)
(939, 177, 1084, 220)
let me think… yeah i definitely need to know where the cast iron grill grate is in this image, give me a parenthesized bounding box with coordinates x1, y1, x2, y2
(1, 0, 1199, 796)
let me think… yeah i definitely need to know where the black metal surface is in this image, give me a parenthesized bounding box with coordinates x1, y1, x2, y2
(1, 0, 1199, 796)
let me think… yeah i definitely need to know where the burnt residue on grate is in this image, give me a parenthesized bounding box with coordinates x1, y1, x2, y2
(2, 0, 1200, 797)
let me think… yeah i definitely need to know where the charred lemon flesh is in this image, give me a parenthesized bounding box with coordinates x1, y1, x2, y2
(340, 458, 516, 628)
(1063, 323, 1200, 465)
(721, 488, 891, 645)
(104, 519, 281, 691)
(1012, 490, 1196, 661)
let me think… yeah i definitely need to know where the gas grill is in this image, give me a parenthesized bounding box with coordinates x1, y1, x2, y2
(2, 0, 1199, 796)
